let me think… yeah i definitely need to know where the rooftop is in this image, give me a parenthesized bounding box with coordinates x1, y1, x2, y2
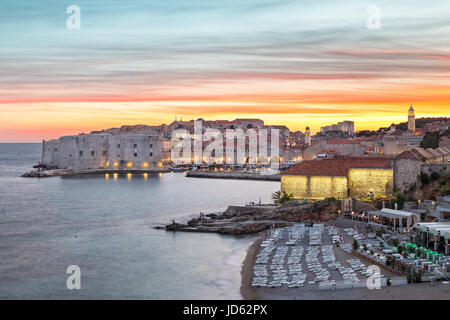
(326, 139, 361, 145)
(283, 157, 393, 176)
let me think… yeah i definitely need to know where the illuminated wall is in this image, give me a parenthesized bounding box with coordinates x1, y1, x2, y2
(348, 168, 394, 199)
(281, 175, 348, 200)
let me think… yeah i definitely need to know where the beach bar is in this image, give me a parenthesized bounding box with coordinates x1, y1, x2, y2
(367, 208, 421, 230)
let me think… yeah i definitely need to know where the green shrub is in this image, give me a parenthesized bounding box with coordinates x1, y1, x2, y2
(390, 192, 405, 209)
(430, 172, 440, 181)
(420, 173, 430, 185)
(353, 239, 358, 250)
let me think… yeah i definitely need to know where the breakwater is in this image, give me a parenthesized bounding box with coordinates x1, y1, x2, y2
(186, 171, 281, 181)
(22, 168, 170, 178)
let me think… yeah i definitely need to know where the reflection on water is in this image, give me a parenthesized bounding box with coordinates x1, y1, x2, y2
(0, 143, 279, 299)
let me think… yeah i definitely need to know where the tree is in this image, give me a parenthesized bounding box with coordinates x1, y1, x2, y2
(420, 173, 430, 185)
(272, 190, 281, 204)
(272, 190, 294, 205)
(420, 131, 440, 149)
(279, 191, 294, 204)
(430, 171, 440, 181)
(353, 239, 359, 250)
(390, 192, 405, 209)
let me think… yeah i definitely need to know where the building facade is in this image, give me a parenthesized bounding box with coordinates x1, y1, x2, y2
(41, 132, 164, 171)
(281, 157, 395, 200)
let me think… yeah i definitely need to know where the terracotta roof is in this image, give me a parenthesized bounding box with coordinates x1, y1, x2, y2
(283, 157, 392, 176)
(317, 149, 341, 155)
(327, 139, 361, 145)
(395, 150, 422, 161)
(233, 119, 263, 123)
(410, 147, 450, 160)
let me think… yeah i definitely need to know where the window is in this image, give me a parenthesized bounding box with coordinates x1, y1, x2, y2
(117, 144, 120, 148)
(102, 151, 106, 156)
(134, 153, 138, 157)
(149, 152, 153, 157)
(150, 144, 153, 148)
(133, 144, 137, 148)
(79, 151, 83, 157)
(91, 151, 95, 156)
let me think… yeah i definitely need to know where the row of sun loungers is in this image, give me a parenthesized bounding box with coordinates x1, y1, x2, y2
(252, 224, 378, 289)
(306, 246, 331, 283)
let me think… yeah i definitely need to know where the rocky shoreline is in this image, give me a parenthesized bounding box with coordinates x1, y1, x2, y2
(164, 199, 342, 235)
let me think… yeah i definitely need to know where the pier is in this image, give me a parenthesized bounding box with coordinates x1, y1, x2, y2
(186, 171, 281, 181)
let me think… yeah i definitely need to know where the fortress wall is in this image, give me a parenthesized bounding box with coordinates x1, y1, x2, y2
(421, 164, 450, 178)
(348, 168, 394, 198)
(281, 175, 348, 200)
(59, 134, 110, 170)
(41, 139, 60, 168)
(394, 158, 421, 191)
(42, 132, 164, 170)
(108, 134, 163, 170)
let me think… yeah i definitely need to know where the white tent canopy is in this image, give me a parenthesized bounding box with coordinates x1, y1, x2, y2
(368, 208, 421, 228)
(415, 222, 450, 237)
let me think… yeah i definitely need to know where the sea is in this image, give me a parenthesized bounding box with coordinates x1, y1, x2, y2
(0, 143, 279, 299)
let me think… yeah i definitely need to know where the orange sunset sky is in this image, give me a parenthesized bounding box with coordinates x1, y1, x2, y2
(1, 1, 449, 142)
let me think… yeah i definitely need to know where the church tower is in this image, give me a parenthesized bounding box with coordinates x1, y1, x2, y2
(408, 105, 415, 132)
(305, 126, 311, 146)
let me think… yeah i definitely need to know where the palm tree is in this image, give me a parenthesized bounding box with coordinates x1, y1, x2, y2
(272, 190, 282, 204)
(280, 191, 294, 204)
(272, 190, 294, 204)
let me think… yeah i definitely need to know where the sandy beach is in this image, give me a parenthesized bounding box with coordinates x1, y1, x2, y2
(240, 235, 263, 300)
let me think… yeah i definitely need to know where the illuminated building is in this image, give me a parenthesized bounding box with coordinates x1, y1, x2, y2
(281, 157, 397, 200)
(41, 132, 164, 171)
(305, 126, 311, 146)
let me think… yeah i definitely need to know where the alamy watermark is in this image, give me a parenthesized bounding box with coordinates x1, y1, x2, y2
(66, 265, 81, 290)
(66, 5, 81, 30)
(367, 5, 381, 30)
(366, 265, 382, 289)
(171, 121, 280, 168)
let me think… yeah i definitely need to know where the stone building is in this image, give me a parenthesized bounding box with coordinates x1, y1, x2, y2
(408, 105, 416, 132)
(321, 121, 355, 136)
(302, 139, 364, 160)
(281, 155, 422, 200)
(281, 157, 395, 200)
(383, 130, 423, 155)
(304, 126, 311, 146)
(41, 132, 164, 171)
(393, 150, 422, 191)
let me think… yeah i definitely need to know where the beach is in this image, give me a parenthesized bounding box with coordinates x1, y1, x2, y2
(240, 235, 263, 300)
(240, 230, 450, 300)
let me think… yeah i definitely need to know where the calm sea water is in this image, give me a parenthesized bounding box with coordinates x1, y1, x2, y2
(0, 143, 279, 299)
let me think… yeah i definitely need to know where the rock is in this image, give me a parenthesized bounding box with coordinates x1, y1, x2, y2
(163, 201, 340, 235)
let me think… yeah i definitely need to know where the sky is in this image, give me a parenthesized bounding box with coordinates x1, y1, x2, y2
(0, 0, 449, 142)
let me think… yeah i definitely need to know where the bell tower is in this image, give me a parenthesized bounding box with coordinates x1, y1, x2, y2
(305, 126, 311, 146)
(408, 105, 415, 132)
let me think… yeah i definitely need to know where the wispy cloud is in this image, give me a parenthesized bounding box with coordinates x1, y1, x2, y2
(0, 0, 449, 141)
